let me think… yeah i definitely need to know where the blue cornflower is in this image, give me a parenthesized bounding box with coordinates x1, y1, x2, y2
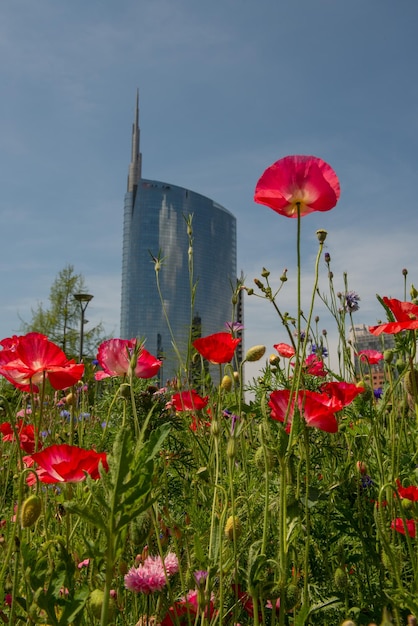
(374, 387, 383, 400)
(311, 344, 328, 358)
(343, 291, 360, 313)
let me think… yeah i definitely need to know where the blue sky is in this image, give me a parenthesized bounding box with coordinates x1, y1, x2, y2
(1, 0, 418, 377)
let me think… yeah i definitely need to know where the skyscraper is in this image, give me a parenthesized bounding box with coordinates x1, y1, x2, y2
(120, 93, 238, 381)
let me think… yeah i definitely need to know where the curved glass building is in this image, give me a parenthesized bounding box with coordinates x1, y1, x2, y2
(120, 94, 238, 381)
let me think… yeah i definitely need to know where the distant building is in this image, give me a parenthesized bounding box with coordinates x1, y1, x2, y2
(120, 93, 239, 381)
(348, 324, 394, 389)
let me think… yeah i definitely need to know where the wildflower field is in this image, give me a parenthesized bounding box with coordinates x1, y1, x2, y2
(1, 156, 418, 626)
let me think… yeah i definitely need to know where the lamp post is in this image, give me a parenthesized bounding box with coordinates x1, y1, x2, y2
(74, 293, 93, 362)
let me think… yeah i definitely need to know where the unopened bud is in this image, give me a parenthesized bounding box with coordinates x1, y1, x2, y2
(227, 437, 236, 459)
(261, 267, 270, 278)
(402, 268, 408, 276)
(224, 515, 241, 540)
(280, 269, 288, 282)
(269, 354, 280, 366)
(245, 345, 266, 362)
(324, 252, 331, 263)
(383, 350, 394, 364)
(254, 278, 264, 290)
(20, 494, 42, 528)
(411, 284, 418, 300)
(221, 375, 232, 391)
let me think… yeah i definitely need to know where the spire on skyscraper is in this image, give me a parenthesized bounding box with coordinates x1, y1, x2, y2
(127, 89, 142, 193)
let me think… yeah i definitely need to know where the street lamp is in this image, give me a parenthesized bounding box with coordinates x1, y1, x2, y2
(73, 293, 93, 362)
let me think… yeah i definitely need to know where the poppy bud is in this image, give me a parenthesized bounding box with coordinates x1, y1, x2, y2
(245, 345, 266, 362)
(227, 437, 236, 459)
(284, 583, 299, 609)
(211, 419, 220, 437)
(269, 354, 280, 366)
(221, 375, 232, 391)
(20, 494, 42, 528)
(224, 515, 241, 541)
(340, 621, 356, 626)
(316, 229, 328, 243)
(356, 461, 367, 475)
(404, 370, 418, 396)
(233, 371, 240, 384)
(89, 589, 116, 620)
(383, 350, 394, 363)
(334, 567, 347, 591)
(411, 284, 418, 300)
(65, 392, 75, 405)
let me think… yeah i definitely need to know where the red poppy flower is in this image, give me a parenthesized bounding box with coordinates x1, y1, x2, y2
(171, 390, 209, 411)
(320, 381, 365, 411)
(391, 518, 416, 538)
(0, 333, 84, 392)
(193, 332, 240, 364)
(304, 354, 327, 377)
(161, 589, 215, 626)
(396, 480, 418, 502)
(274, 343, 296, 358)
(369, 298, 418, 335)
(254, 155, 340, 218)
(358, 349, 384, 364)
(269, 389, 338, 433)
(95, 338, 162, 380)
(0, 421, 38, 453)
(27, 444, 108, 483)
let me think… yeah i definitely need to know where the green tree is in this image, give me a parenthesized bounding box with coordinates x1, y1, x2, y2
(20, 265, 107, 359)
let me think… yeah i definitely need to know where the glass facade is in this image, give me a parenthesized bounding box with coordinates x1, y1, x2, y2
(120, 178, 237, 381)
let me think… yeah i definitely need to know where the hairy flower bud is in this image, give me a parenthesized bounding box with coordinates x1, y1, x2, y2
(245, 345, 266, 362)
(227, 437, 236, 459)
(334, 567, 347, 591)
(221, 375, 232, 391)
(224, 515, 241, 541)
(383, 350, 394, 364)
(89, 589, 116, 620)
(20, 494, 42, 528)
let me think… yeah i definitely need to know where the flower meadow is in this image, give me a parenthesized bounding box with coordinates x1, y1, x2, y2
(2, 156, 418, 626)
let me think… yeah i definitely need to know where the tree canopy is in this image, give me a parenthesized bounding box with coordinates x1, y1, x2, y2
(20, 265, 107, 359)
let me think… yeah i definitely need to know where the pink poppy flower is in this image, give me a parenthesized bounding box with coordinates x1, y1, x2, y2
(95, 338, 162, 380)
(358, 349, 384, 364)
(274, 343, 296, 358)
(269, 389, 338, 433)
(254, 155, 340, 218)
(391, 518, 416, 538)
(369, 298, 418, 335)
(0, 333, 84, 392)
(27, 444, 108, 483)
(193, 332, 240, 364)
(171, 390, 209, 411)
